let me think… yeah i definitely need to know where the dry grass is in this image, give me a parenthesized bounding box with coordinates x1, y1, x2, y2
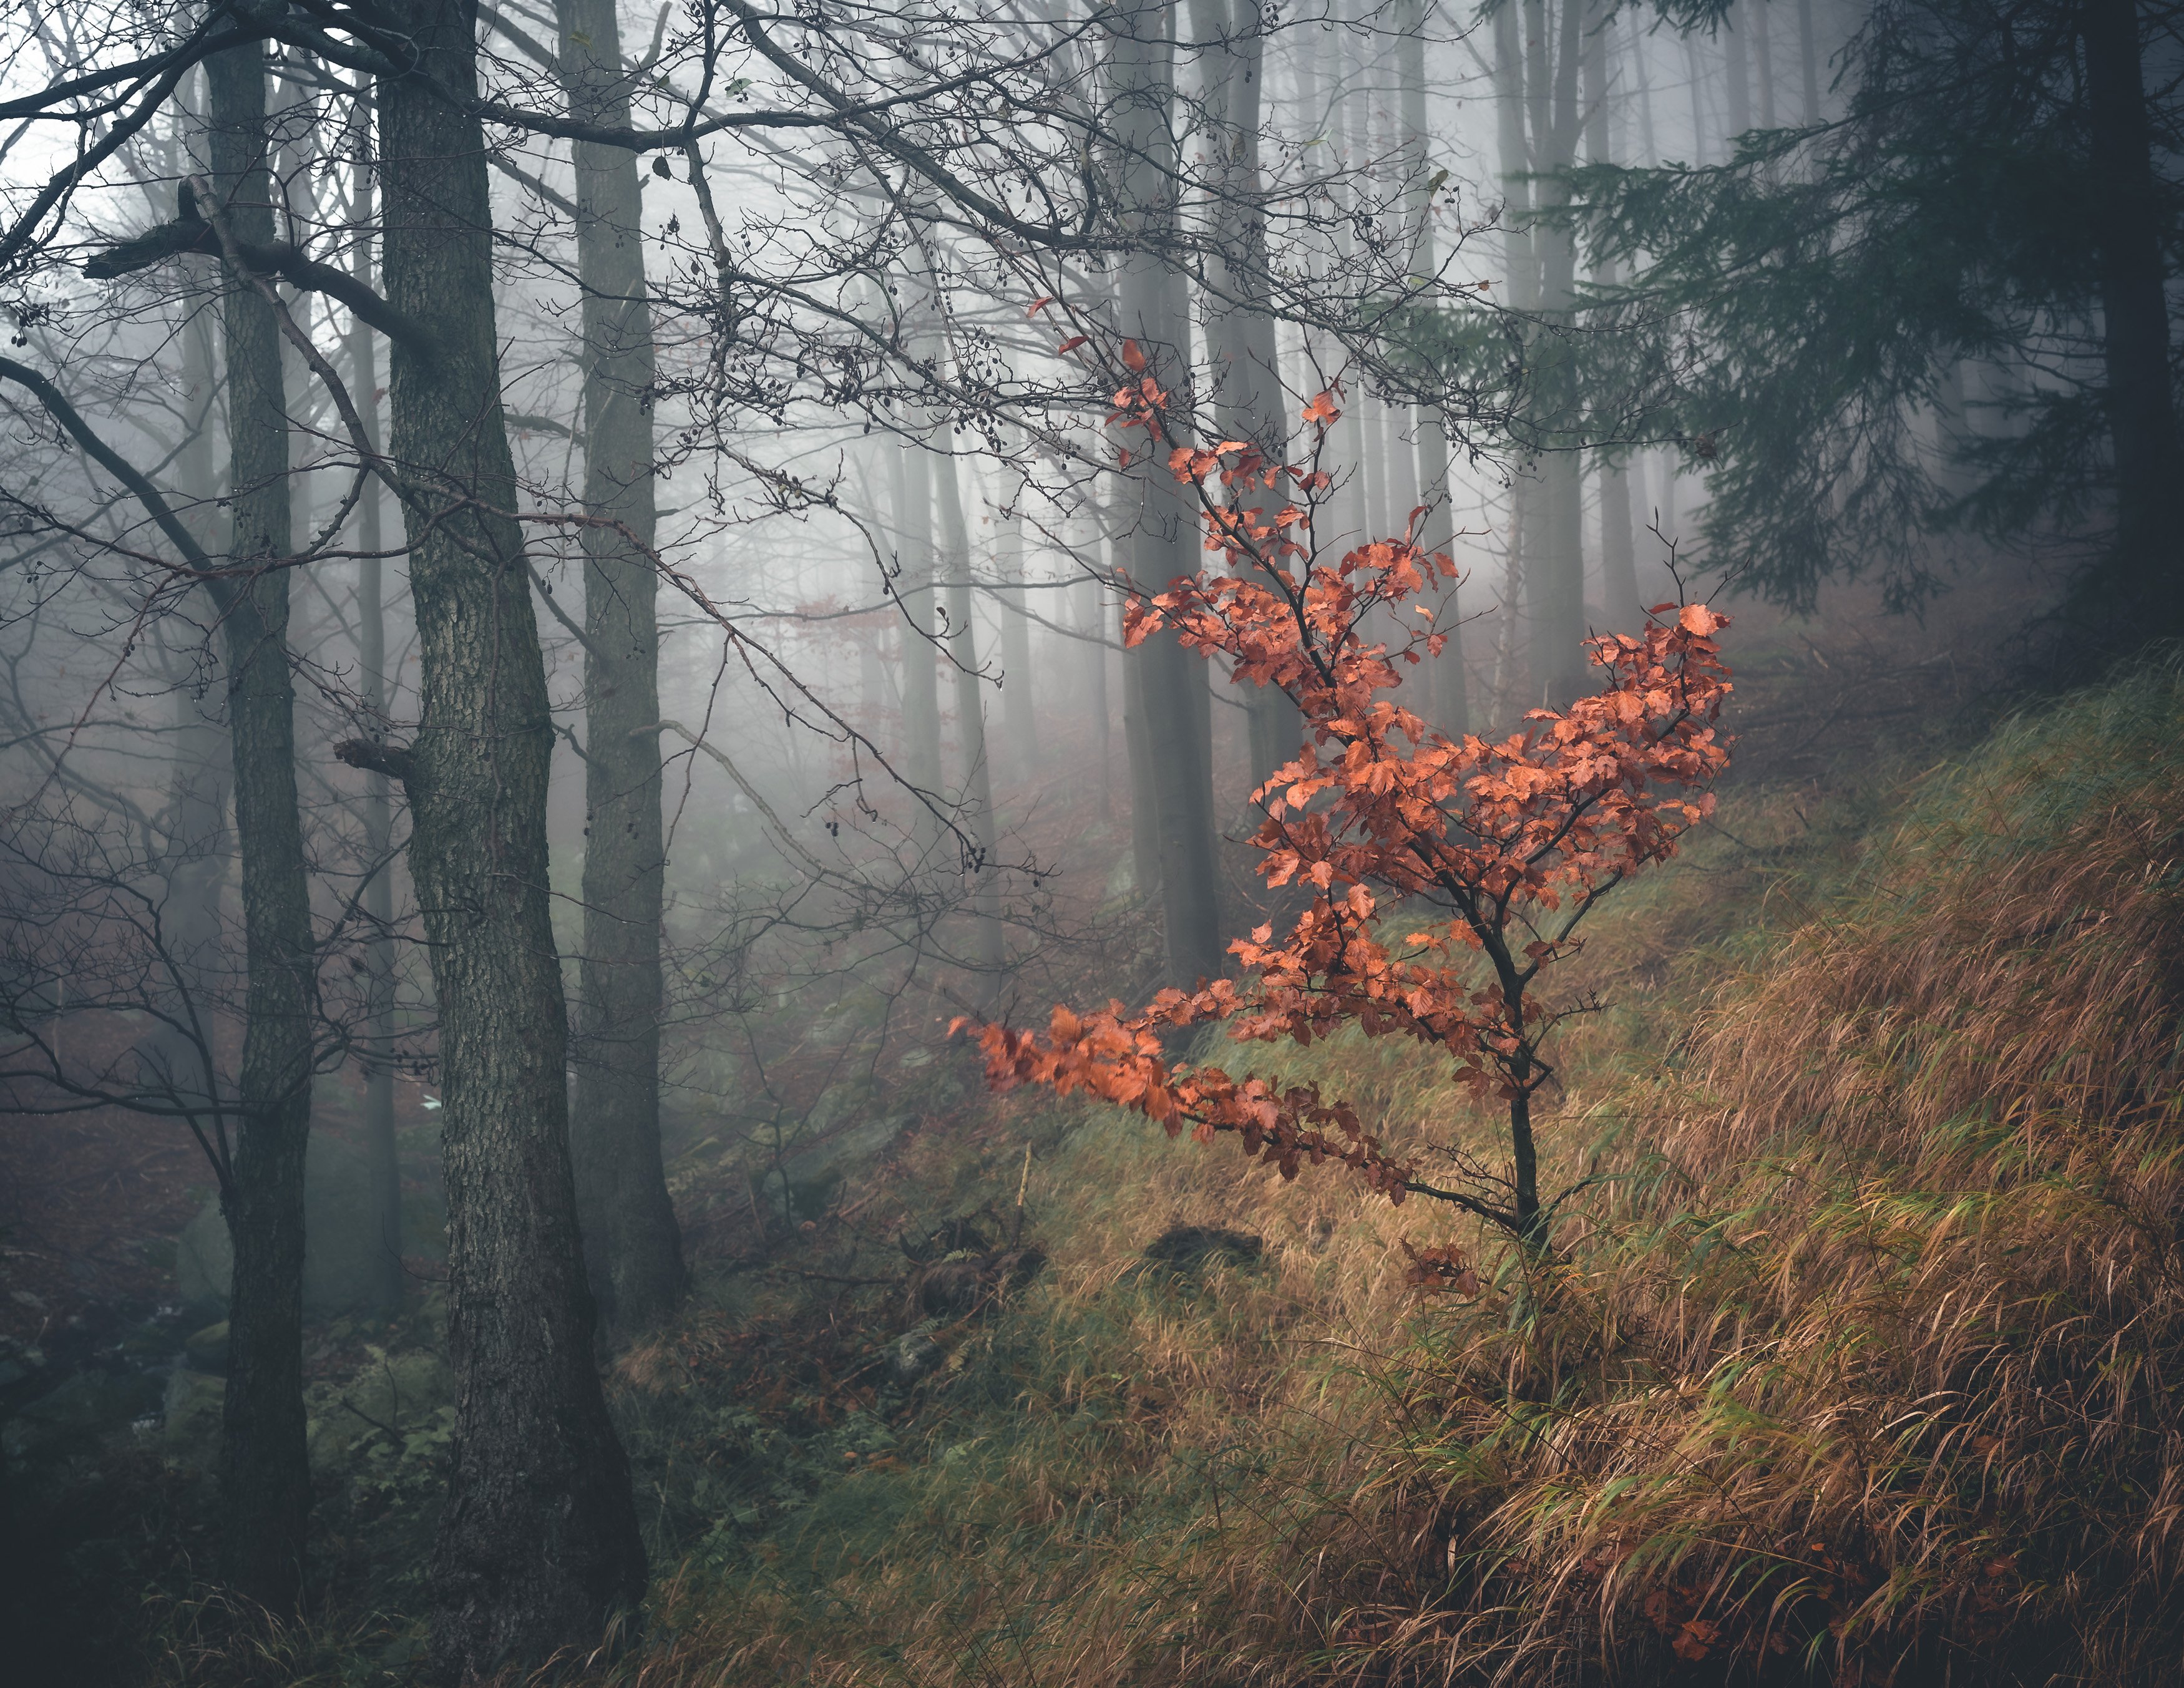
(142, 661, 2177, 1687)
(597, 660, 2183, 1688)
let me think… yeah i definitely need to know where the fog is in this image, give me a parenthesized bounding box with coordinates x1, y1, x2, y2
(1, 0, 2175, 1678)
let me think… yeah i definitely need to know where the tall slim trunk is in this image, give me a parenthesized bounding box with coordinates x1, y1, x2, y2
(1684, 31, 1712, 165)
(348, 132, 404, 1317)
(206, 40, 317, 1612)
(1494, 0, 1536, 719)
(1723, 2, 1753, 138)
(1192, 0, 1300, 788)
(1400, 0, 1466, 734)
(374, 2, 646, 1672)
(1753, 0, 1777, 129)
(1112, 0, 1222, 985)
(892, 434, 943, 846)
(1797, 0, 1821, 125)
(996, 493, 1038, 773)
(932, 449, 1007, 997)
(1078, 503, 1113, 812)
(1529, 0, 1589, 706)
(2080, 0, 2182, 632)
(163, 301, 230, 995)
(1584, 1, 1642, 632)
(556, 0, 686, 1340)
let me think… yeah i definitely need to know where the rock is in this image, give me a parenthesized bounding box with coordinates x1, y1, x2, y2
(182, 1320, 229, 1373)
(175, 1134, 402, 1320)
(1142, 1225, 1265, 1274)
(885, 1330, 944, 1388)
(1, 1368, 165, 1462)
(162, 1369, 225, 1469)
(907, 1246, 1046, 1320)
(753, 1111, 914, 1225)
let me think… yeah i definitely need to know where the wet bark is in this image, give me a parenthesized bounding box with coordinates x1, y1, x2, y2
(556, 0, 686, 1340)
(373, 1, 646, 1672)
(205, 39, 317, 1612)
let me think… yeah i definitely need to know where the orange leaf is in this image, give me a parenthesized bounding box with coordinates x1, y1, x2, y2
(1121, 338, 1148, 373)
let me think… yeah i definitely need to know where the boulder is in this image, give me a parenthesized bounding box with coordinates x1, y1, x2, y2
(162, 1370, 225, 1470)
(1142, 1225, 1265, 1274)
(182, 1320, 228, 1373)
(885, 1330, 944, 1388)
(176, 1134, 400, 1320)
(1, 1367, 164, 1462)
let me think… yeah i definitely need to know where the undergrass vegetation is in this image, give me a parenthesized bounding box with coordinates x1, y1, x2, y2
(126, 655, 2184, 1685)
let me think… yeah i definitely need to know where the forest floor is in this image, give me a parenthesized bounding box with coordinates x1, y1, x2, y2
(14, 555, 2177, 1686)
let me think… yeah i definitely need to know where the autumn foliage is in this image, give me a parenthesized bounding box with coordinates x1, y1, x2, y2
(962, 376, 1732, 1248)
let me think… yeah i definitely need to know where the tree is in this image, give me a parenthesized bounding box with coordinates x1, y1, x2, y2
(362, 0, 646, 1667)
(1110, 0, 1224, 988)
(554, 0, 688, 1340)
(1564, 0, 2183, 637)
(200, 37, 319, 1609)
(963, 387, 1732, 1252)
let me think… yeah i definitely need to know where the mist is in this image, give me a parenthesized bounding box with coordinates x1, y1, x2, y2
(1, 0, 2177, 1681)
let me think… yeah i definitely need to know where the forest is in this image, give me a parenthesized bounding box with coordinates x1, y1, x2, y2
(0, 0, 2178, 1682)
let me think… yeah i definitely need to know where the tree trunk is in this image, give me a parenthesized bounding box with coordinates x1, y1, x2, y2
(2080, 0, 2183, 634)
(1192, 0, 1302, 788)
(1399, 0, 1467, 735)
(1797, 0, 1821, 125)
(1529, 0, 1589, 707)
(348, 120, 404, 1319)
(1111, 0, 1222, 987)
(1723, 1, 1753, 139)
(555, 0, 686, 1341)
(1753, 0, 1777, 130)
(892, 434, 943, 847)
(1584, 1, 1642, 633)
(932, 447, 1008, 997)
(995, 499, 1040, 776)
(374, 2, 646, 1672)
(206, 39, 317, 1613)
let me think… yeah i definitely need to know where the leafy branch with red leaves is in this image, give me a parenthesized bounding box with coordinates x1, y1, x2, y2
(958, 367, 1732, 1255)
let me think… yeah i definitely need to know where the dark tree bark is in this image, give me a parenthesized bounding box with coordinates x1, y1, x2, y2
(348, 119, 405, 1318)
(1111, 0, 1222, 987)
(205, 39, 318, 1612)
(2080, 0, 2183, 633)
(555, 0, 686, 1339)
(373, 1, 646, 1672)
